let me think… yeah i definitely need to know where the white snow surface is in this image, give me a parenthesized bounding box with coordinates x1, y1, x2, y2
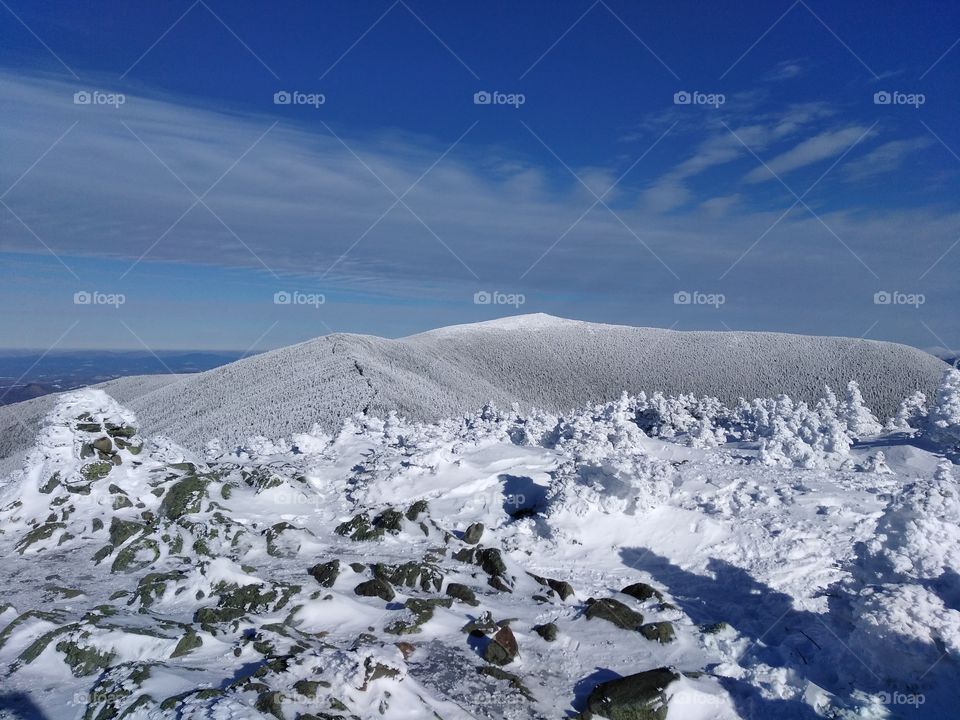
(0, 384, 957, 719)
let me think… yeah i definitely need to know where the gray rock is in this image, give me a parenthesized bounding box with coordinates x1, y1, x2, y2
(446, 582, 479, 606)
(308, 560, 340, 587)
(533, 622, 558, 641)
(584, 598, 644, 631)
(354, 578, 395, 602)
(483, 625, 518, 666)
(621, 582, 664, 603)
(639, 622, 675, 644)
(585, 667, 679, 720)
(463, 522, 484, 545)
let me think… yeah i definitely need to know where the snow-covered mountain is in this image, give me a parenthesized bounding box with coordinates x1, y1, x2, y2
(0, 315, 947, 465)
(1, 373, 958, 719)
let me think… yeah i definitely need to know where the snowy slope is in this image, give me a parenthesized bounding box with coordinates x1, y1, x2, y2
(0, 384, 957, 719)
(0, 314, 947, 460)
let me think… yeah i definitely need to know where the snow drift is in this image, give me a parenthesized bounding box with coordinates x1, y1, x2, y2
(1, 380, 958, 719)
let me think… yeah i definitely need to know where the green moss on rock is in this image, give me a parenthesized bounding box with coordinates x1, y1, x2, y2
(159, 476, 208, 519)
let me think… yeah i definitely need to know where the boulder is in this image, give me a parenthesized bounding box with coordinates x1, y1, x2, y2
(639, 622, 675, 644)
(533, 622, 558, 641)
(585, 668, 679, 720)
(483, 625, 518, 666)
(584, 598, 643, 631)
(446, 583, 479, 606)
(463, 522, 484, 545)
(308, 560, 341, 587)
(621, 583, 664, 603)
(354, 578, 395, 602)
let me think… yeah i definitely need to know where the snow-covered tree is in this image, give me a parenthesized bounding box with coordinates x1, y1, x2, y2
(885, 391, 928, 434)
(927, 369, 960, 451)
(815, 408, 852, 456)
(935, 458, 954, 483)
(840, 381, 882, 441)
(686, 416, 724, 448)
(757, 393, 852, 467)
(861, 451, 893, 474)
(759, 416, 818, 468)
(822, 384, 839, 413)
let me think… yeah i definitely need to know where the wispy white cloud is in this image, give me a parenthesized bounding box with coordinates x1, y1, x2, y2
(842, 137, 933, 181)
(1, 71, 957, 317)
(699, 194, 741, 215)
(763, 58, 807, 81)
(743, 125, 876, 183)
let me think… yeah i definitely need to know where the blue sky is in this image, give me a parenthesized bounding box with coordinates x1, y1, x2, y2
(0, 0, 958, 351)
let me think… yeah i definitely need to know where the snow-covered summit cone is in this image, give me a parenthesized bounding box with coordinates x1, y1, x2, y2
(22, 386, 141, 485)
(0, 388, 219, 564)
(0, 389, 147, 553)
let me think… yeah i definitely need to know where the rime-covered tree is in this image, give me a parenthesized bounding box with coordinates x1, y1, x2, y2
(935, 458, 954, 483)
(841, 381, 882, 440)
(927, 369, 960, 451)
(861, 450, 893, 474)
(822, 384, 839, 413)
(885, 391, 928, 433)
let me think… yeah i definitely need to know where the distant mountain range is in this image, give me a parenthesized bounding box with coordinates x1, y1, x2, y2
(0, 350, 253, 405)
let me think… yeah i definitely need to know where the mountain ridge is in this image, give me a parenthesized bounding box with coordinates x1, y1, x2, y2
(0, 314, 947, 462)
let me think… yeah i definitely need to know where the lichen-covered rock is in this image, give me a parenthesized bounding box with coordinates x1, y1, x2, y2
(483, 625, 518, 666)
(308, 559, 341, 587)
(373, 508, 404, 533)
(159, 475, 209, 519)
(171, 628, 202, 658)
(584, 598, 644, 631)
(110, 537, 160, 573)
(108, 517, 144, 547)
(385, 597, 452, 635)
(15, 522, 66, 554)
(533, 622, 558, 641)
(354, 578, 396, 602)
(445, 582, 479, 606)
(56, 634, 116, 676)
(194, 581, 299, 628)
(405, 499, 429, 521)
(621, 582, 664, 603)
(585, 667, 679, 720)
(81, 662, 158, 720)
(80, 461, 112, 482)
(639, 621, 675, 643)
(335, 513, 383, 541)
(373, 560, 443, 592)
(131, 571, 186, 608)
